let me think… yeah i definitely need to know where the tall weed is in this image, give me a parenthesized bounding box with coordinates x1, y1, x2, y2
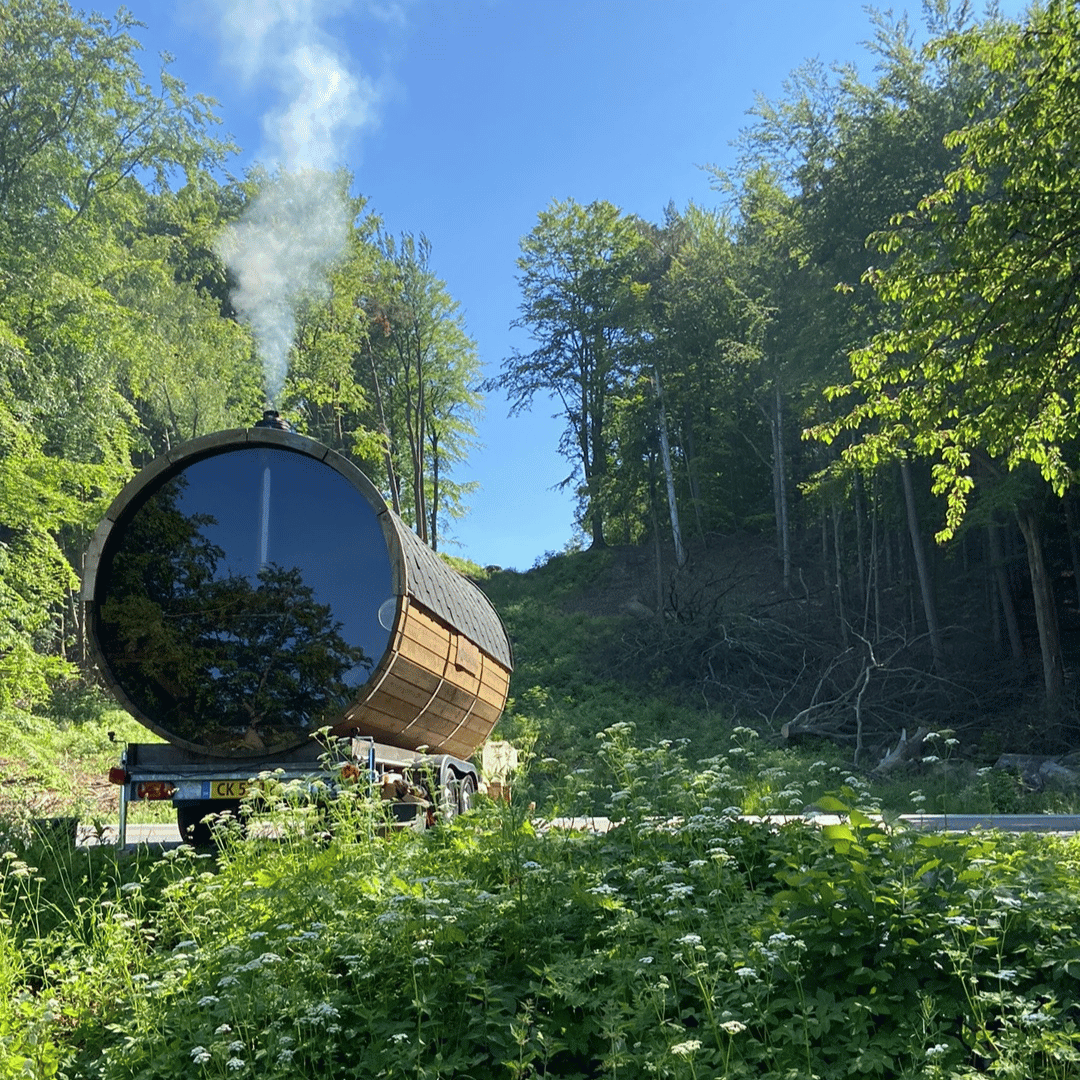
(4, 725, 1078, 1079)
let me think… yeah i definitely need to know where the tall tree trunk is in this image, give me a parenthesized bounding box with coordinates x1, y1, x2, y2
(853, 471, 867, 616)
(681, 418, 707, 544)
(648, 453, 665, 620)
(429, 427, 440, 552)
(773, 383, 790, 592)
(367, 346, 401, 514)
(1015, 508, 1064, 710)
(986, 520, 1024, 662)
(832, 504, 849, 648)
(900, 459, 944, 666)
(864, 472, 880, 641)
(653, 368, 686, 567)
(1064, 494, 1080, 615)
(761, 382, 791, 591)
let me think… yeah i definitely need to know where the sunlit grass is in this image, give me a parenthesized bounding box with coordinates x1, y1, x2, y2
(3, 727, 1080, 1079)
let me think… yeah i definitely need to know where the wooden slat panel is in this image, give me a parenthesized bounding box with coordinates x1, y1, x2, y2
(397, 635, 449, 674)
(437, 682, 475, 711)
(369, 672, 436, 711)
(476, 679, 508, 709)
(337, 594, 507, 758)
(485, 663, 511, 694)
(470, 699, 503, 725)
(400, 617, 452, 657)
(412, 696, 469, 725)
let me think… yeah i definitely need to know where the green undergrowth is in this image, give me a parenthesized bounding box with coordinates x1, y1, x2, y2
(3, 726, 1080, 1080)
(0, 695, 161, 822)
(483, 562, 1080, 817)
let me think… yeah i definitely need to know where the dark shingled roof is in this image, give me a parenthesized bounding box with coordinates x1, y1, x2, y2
(391, 514, 513, 670)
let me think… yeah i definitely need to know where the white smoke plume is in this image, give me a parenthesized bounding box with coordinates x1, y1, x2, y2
(214, 0, 383, 404)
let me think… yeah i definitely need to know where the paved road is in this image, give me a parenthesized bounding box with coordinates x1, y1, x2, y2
(74, 812, 1080, 851)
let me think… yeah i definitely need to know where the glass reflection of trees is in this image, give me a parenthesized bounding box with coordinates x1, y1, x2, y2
(99, 472, 373, 753)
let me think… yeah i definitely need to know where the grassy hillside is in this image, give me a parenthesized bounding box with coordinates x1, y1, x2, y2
(482, 546, 1080, 818)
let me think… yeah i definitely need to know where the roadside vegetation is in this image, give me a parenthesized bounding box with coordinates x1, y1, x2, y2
(3, 726, 1080, 1079)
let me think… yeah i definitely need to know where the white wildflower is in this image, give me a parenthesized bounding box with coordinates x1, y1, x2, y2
(190, 1046, 211, 1064)
(719, 1019, 747, 1034)
(925, 1043, 948, 1058)
(226, 1056, 244, 1071)
(198, 995, 219, 1007)
(676, 933, 701, 946)
(671, 1039, 702, 1056)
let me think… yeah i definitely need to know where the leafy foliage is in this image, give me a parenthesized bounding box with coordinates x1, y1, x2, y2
(821, 3, 1080, 539)
(4, 732, 1080, 1079)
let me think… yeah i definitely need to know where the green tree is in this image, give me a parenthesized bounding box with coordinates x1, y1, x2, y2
(286, 200, 384, 457)
(492, 199, 649, 547)
(0, 395, 102, 704)
(819, 4, 1079, 705)
(367, 232, 481, 548)
(0, 0, 245, 701)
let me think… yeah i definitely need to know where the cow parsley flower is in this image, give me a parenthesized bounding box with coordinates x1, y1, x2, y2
(671, 1039, 702, 1056)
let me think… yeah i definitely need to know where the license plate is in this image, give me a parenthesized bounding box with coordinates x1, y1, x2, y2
(200, 779, 249, 799)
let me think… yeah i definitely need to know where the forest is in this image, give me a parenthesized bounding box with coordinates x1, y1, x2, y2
(6, 3, 1080, 1077)
(4, 0, 1080, 757)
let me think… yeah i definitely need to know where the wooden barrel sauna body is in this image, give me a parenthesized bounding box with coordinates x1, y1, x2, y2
(83, 427, 512, 760)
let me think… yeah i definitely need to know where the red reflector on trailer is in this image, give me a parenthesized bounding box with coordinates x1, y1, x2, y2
(108, 767, 128, 785)
(134, 781, 175, 801)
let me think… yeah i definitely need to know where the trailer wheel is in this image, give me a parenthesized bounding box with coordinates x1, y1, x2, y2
(439, 776, 459, 823)
(177, 801, 241, 845)
(457, 774, 477, 815)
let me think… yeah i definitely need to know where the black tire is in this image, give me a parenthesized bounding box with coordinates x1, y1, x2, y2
(177, 801, 241, 845)
(457, 774, 477, 815)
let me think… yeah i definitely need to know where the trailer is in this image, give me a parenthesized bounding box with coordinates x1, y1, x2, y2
(111, 736, 479, 844)
(84, 416, 511, 843)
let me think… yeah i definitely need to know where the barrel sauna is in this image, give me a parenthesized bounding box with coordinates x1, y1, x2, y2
(83, 426, 512, 760)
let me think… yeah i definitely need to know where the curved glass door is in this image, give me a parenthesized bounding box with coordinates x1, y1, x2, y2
(95, 447, 394, 754)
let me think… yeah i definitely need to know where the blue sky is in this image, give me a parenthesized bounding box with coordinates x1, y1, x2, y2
(116, 0, 1016, 570)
